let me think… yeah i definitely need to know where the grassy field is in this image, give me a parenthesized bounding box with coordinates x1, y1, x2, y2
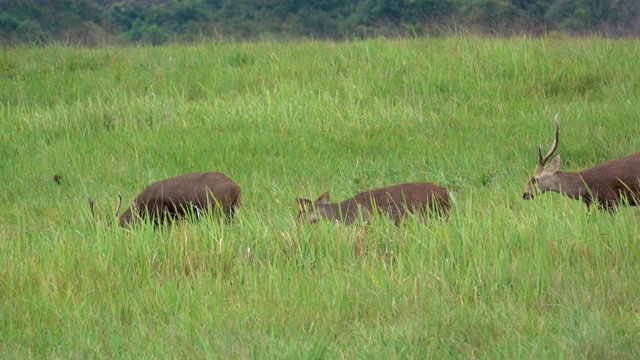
(1, 36, 640, 358)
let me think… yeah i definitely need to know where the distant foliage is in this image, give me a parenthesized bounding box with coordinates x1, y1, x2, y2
(1, 0, 639, 45)
(0, 0, 106, 44)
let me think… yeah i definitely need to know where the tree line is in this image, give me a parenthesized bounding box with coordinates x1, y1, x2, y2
(1, 0, 639, 45)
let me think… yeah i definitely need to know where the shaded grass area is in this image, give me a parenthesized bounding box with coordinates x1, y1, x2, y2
(1, 36, 640, 358)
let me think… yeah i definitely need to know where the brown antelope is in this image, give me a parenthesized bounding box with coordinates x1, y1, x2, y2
(523, 114, 640, 211)
(89, 172, 242, 227)
(297, 182, 450, 225)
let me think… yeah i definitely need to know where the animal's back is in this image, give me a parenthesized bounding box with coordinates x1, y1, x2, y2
(583, 152, 640, 182)
(579, 153, 640, 195)
(351, 182, 450, 221)
(137, 171, 241, 213)
(574, 153, 640, 208)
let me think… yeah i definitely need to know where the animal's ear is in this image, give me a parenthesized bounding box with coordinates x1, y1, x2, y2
(297, 198, 312, 210)
(547, 155, 561, 173)
(317, 191, 330, 204)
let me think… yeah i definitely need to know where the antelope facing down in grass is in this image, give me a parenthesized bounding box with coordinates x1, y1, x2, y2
(523, 114, 640, 211)
(297, 182, 450, 225)
(89, 172, 242, 227)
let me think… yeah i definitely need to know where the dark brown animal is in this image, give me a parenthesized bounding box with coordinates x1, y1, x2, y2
(523, 114, 640, 211)
(90, 172, 242, 227)
(297, 182, 450, 225)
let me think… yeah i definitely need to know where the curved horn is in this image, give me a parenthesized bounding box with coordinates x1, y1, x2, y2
(114, 191, 122, 218)
(538, 113, 559, 166)
(87, 195, 97, 219)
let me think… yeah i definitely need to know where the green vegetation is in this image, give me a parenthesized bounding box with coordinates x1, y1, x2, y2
(1, 36, 640, 358)
(1, 0, 639, 46)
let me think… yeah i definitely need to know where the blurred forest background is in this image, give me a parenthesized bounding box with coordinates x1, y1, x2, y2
(1, 0, 639, 46)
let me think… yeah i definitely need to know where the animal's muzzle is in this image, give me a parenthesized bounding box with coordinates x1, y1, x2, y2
(522, 192, 534, 200)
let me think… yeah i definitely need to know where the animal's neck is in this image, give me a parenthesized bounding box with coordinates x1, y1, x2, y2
(554, 171, 590, 199)
(118, 207, 133, 227)
(317, 201, 358, 223)
(317, 203, 344, 221)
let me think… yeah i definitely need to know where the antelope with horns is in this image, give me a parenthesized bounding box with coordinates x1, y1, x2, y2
(297, 182, 450, 225)
(523, 114, 640, 211)
(89, 172, 242, 227)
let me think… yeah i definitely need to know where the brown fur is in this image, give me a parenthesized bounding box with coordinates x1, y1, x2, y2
(297, 182, 450, 225)
(524, 152, 640, 211)
(524, 116, 640, 212)
(118, 172, 242, 227)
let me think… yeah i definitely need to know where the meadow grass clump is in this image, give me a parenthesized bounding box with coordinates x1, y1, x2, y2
(1, 36, 640, 358)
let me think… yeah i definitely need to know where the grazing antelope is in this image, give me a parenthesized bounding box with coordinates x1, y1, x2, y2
(523, 114, 640, 211)
(297, 182, 450, 225)
(89, 172, 242, 227)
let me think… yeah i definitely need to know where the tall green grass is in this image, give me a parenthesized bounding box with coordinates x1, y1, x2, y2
(1, 36, 640, 358)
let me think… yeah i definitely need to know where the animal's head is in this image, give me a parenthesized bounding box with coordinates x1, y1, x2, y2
(296, 191, 330, 224)
(523, 114, 560, 200)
